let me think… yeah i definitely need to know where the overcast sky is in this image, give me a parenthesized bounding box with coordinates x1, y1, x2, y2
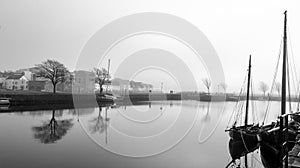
(0, 0, 299, 92)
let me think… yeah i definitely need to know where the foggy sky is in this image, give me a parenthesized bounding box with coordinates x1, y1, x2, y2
(0, 0, 299, 92)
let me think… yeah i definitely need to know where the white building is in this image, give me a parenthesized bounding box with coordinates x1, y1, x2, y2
(5, 74, 29, 90)
(23, 71, 34, 80)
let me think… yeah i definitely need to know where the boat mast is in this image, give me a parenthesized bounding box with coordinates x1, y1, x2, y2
(106, 59, 111, 93)
(245, 55, 252, 126)
(281, 11, 287, 115)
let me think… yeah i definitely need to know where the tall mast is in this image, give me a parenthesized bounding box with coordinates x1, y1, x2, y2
(106, 59, 111, 93)
(281, 11, 287, 115)
(245, 55, 252, 126)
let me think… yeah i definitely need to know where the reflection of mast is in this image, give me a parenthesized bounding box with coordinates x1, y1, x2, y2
(105, 106, 108, 144)
(77, 109, 79, 122)
(245, 155, 248, 168)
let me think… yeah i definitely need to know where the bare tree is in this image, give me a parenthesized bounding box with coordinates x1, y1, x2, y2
(219, 82, 227, 93)
(202, 78, 212, 94)
(36, 59, 69, 93)
(93, 68, 110, 94)
(259, 81, 269, 96)
(275, 82, 281, 96)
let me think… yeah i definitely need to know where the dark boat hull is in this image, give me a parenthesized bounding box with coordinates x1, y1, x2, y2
(228, 125, 259, 140)
(260, 122, 297, 168)
(228, 124, 278, 160)
(228, 125, 260, 159)
(229, 137, 259, 160)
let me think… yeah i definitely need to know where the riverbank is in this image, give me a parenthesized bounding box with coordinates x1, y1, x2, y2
(0, 90, 298, 111)
(0, 90, 229, 105)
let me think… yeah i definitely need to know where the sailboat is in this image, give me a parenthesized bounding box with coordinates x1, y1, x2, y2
(226, 55, 261, 160)
(259, 11, 298, 168)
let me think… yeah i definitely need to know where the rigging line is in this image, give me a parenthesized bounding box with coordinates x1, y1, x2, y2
(287, 52, 293, 112)
(254, 81, 259, 124)
(253, 81, 258, 125)
(263, 38, 283, 124)
(237, 94, 245, 126)
(239, 91, 246, 126)
(229, 71, 249, 127)
(251, 77, 255, 124)
(238, 70, 251, 125)
(287, 44, 298, 101)
(250, 76, 258, 125)
(289, 50, 298, 93)
(288, 28, 300, 111)
(297, 82, 300, 111)
(295, 77, 300, 111)
(288, 28, 299, 90)
(240, 130, 250, 153)
(289, 56, 298, 99)
(227, 87, 243, 128)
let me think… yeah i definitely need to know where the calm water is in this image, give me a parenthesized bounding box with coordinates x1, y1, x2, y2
(0, 100, 291, 168)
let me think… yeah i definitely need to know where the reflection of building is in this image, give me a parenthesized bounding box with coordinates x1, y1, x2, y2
(5, 74, 29, 90)
(72, 71, 95, 94)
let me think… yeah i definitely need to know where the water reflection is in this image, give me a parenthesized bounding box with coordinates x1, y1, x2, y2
(32, 110, 74, 144)
(0, 100, 277, 168)
(89, 106, 110, 144)
(226, 153, 260, 168)
(201, 102, 211, 122)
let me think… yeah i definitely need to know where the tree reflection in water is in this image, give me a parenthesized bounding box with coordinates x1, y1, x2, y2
(32, 110, 74, 144)
(201, 102, 211, 122)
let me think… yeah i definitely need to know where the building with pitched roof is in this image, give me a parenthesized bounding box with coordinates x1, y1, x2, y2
(5, 73, 29, 90)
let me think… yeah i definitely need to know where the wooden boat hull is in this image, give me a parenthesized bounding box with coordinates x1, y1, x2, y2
(260, 123, 297, 168)
(228, 125, 260, 160)
(228, 125, 259, 140)
(228, 124, 278, 160)
(229, 136, 259, 160)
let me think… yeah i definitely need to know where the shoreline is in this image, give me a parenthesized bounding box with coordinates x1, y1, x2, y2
(0, 91, 299, 112)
